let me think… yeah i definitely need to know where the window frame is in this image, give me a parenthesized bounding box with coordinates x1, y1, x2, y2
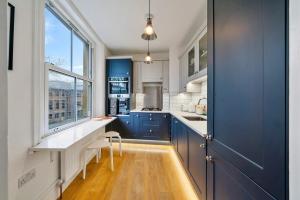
(44, 4, 93, 137)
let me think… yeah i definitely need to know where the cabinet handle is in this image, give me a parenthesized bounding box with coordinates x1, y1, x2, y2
(175, 121, 178, 124)
(136, 114, 139, 118)
(126, 121, 129, 124)
(200, 143, 206, 148)
(149, 129, 152, 133)
(149, 118, 152, 121)
(164, 115, 167, 118)
(206, 134, 213, 141)
(206, 156, 213, 162)
(149, 114, 152, 116)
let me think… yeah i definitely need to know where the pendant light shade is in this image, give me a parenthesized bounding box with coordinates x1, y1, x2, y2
(141, 0, 157, 40)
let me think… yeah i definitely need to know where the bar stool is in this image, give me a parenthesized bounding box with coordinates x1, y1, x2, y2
(103, 131, 122, 156)
(82, 138, 114, 180)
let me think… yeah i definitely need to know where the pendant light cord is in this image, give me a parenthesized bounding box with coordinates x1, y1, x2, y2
(149, 0, 150, 19)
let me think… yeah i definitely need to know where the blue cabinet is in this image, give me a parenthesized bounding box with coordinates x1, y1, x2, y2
(106, 59, 132, 77)
(207, 0, 287, 199)
(131, 112, 170, 141)
(188, 129, 206, 200)
(171, 117, 178, 150)
(106, 115, 134, 138)
(117, 115, 132, 138)
(176, 120, 188, 168)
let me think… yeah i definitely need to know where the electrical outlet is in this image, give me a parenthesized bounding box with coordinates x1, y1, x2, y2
(18, 169, 36, 189)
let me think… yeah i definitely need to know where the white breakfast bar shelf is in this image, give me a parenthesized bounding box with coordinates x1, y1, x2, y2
(29, 118, 116, 199)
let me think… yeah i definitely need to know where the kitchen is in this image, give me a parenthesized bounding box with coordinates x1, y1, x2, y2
(0, 0, 291, 200)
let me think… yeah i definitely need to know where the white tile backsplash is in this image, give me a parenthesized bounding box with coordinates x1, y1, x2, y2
(134, 81, 207, 111)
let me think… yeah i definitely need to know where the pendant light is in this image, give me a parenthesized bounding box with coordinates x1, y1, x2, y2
(141, 0, 157, 40)
(144, 40, 153, 64)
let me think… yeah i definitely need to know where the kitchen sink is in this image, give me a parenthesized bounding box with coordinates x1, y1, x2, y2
(182, 116, 206, 121)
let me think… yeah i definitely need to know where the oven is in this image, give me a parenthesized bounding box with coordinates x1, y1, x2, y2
(108, 77, 130, 98)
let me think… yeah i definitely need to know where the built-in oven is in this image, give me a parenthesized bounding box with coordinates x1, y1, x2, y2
(108, 77, 130, 98)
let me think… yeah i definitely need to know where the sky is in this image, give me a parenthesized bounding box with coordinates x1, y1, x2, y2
(45, 7, 86, 76)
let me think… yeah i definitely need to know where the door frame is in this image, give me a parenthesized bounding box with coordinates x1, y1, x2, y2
(207, 0, 289, 199)
(0, 0, 8, 199)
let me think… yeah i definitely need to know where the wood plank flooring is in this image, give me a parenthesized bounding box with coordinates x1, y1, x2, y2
(62, 143, 199, 200)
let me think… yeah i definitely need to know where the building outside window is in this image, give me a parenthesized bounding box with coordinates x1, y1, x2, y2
(45, 5, 92, 135)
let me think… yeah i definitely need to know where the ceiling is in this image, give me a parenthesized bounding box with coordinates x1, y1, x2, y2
(72, 0, 207, 54)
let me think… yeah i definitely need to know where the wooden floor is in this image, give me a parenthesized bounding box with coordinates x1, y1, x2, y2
(62, 143, 199, 200)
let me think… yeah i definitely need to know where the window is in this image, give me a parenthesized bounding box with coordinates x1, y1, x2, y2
(45, 5, 92, 135)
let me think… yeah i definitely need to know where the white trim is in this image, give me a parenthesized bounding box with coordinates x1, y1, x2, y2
(0, 0, 8, 198)
(33, 0, 46, 145)
(33, 1, 96, 143)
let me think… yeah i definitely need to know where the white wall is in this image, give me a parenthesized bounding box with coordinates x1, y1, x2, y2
(0, 0, 8, 199)
(6, 0, 108, 199)
(289, 0, 300, 199)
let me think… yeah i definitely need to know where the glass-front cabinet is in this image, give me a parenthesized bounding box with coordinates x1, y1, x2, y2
(186, 28, 207, 82)
(188, 47, 195, 77)
(199, 32, 207, 71)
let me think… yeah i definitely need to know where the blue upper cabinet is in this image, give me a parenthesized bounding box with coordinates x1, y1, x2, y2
(106, 58, 133, 78)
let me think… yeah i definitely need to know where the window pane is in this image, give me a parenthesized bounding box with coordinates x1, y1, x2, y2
(48, 71, 75, 129)
(77, 80, 92, 120)
(45, 7, 71, 71)
(72, 33, 89, 76)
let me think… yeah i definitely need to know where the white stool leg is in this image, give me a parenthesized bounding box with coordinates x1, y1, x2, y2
(118, 136, 122, 156)
(96, 149, 99, 163)
(83, 150, 87, 179)
(99, 148, 102, 159)
(109, 145, 114, 171)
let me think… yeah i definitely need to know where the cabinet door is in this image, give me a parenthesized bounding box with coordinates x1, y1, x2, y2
(162, 61, 169, 93)
(177, 122, 188, 168)
(179, 55, 187, 93)
(188, 129, 206, 200)
(108, 59, 132, 77)
(161, 113, 170, 140)
(141, 61, 163, 82)
(207, 0, 287, 199)
(171, 117, 178, 150)
(118, 116, 133, 138)
(132, 113, 142, 139)
(133, 62, 142, 93)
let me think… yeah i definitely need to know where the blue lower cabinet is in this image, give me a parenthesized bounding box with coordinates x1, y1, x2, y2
(118, 116, 133, 138)
(131, 112, 170, 141)
(188, 129, 206, 200)
(176, 122, 188, 168)
(171, 117, 179, 150)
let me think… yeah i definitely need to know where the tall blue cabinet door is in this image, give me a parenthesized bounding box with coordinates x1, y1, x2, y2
(207, 0, 287, 199)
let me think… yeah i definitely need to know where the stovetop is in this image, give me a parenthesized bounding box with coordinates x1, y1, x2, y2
(141, 107, 162, 111)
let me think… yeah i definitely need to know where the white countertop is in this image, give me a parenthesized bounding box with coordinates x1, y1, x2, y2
(130, 109, 170, 113)
(169, 111, 207, 138)
(130, 109, 207, 137)
(30, 118, 116, 151)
